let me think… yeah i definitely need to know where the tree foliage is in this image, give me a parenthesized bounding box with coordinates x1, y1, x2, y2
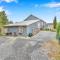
(53, 16, 57, 29)
(8, 21, 13, 24)
(0, 11, 8, 26)
(56, 22, 60, 44)
(56, 23, 60, 36)
(0, 11, 8, 35)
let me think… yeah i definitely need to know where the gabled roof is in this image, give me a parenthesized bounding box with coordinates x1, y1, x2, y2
(5, 20, 39, 27)
(24, 14, 46, 23)
(24, 15, 39, 20)
(5, 15, 46, 27)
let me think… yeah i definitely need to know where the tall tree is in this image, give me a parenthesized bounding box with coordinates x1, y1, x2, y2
(0, 11, 8, 35)
(0, 11, 8, 26)
(53, 16, 57, 29)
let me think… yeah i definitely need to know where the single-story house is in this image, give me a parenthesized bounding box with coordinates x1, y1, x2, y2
(4, 15, 46, 36)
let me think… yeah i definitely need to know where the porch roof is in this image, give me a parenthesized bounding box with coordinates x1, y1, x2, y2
(5, 20, 39, 27)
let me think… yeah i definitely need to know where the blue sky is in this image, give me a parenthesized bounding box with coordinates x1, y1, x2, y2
(0, 0, 60, 23)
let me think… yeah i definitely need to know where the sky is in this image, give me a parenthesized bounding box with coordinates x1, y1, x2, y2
(0, 0, 60, 23)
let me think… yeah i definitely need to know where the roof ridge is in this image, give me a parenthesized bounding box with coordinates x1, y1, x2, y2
(24, 14, 46, 23)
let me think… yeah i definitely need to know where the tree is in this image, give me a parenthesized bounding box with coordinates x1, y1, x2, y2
(53, 16, 57, 29)
(0, 11, 8, 26)
(0, 11, 8, 35)
(8, 21, 13, 24)
(56, 22, 60, 45)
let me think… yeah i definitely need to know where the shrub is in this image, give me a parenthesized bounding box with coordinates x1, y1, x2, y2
(28, 33, 33, 37)
(56, 23, 60, 38)
(56, 22, 60, 44)
(40, 28, 43, 30)
(44, 28, 49, 31)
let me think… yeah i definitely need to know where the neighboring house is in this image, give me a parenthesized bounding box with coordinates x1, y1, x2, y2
(4, 15, 46, 36)
(45, 23, 53, 30)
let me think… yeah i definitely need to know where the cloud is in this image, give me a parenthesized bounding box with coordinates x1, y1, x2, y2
(34, 2, 60, 8)
(0, 6, 11, 16)
(0, 6, 4, 11)
(41, 2, 60, 8)
(0, 0, 18, 3)
(5, 10, 11, 16)
(56, 11, 60, 15)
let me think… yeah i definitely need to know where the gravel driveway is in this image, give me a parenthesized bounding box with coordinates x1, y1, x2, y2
(0, 31, 56, 60)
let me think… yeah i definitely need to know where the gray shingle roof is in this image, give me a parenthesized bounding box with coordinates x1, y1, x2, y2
(5, 15, 46, 27)
(24, 14, 46, 23)
(24, 15, 39, 20)
(5, 20, 39, 27)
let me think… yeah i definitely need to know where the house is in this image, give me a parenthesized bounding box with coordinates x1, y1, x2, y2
(45, 23, 53, 30)
(4, 15, 46, 36)
(24, 15, 46, 28)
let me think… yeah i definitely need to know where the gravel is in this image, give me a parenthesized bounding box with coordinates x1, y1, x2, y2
(0, 31, 56, 60)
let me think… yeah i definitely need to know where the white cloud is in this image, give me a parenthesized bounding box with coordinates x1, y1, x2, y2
(0, 6, 11, 16)
(56, 11, 60, 15)
(0, 6, 4, 11)
(0, 0, 17, 3)
(5, 10, 11, 16)
(41, 2, 60, 8)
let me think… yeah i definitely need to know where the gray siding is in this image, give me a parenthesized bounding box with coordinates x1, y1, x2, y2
(5, 26, 27, 36)
(4, 20, 46, 36)
(7, 27, 19, 33)
(26, 21, 40, 35)
(22, 27, 27, 36)
(26, 21, 46, 36)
